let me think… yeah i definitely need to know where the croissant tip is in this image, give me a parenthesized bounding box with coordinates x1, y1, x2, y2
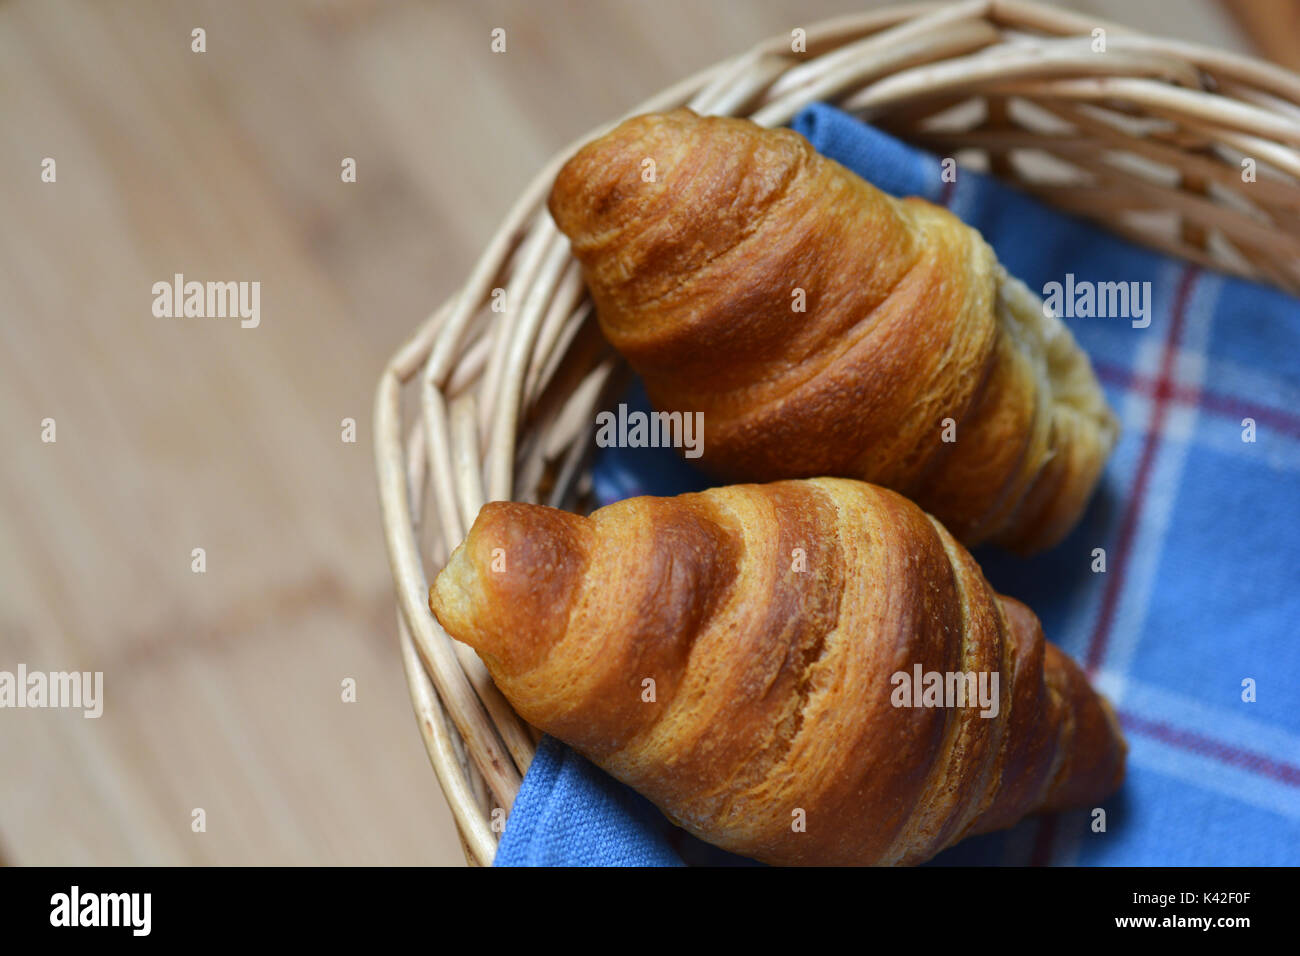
(431, 501, 592, 674)
(549, 108, 712, 229)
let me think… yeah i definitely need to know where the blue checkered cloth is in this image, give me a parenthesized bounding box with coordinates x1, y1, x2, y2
(495, 103, 1300, 867)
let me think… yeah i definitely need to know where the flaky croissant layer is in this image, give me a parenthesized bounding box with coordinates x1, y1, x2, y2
(548, 109, 1120, 553)
(431, 479, 1126, 866)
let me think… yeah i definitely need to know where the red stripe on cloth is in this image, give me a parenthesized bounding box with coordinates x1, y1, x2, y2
(1120, 711, 1300, 787)
(1095, 362, 1300, 441)
(1084, 266, 1200, 675)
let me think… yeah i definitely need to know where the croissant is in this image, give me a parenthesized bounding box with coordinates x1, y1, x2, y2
(430, 478, 1126, 866)
(548, 109, 1119, 553)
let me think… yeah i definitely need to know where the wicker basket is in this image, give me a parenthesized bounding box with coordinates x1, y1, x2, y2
(373, 0, 1300, 866)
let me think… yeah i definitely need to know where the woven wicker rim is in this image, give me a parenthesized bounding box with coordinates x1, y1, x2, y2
(373, 0, 1300, 866)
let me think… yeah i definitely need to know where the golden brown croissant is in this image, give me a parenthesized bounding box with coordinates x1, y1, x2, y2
(430, 478, 1126, 866)
(548, 109, 1119, 553)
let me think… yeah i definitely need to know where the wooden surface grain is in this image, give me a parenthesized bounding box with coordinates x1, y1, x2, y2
(0, 0, 1265, 865)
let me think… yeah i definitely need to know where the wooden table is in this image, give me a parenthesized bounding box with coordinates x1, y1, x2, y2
(0, 0, 1267, 865)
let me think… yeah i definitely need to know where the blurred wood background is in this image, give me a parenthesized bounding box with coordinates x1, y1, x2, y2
(0, 0, 1278, 865)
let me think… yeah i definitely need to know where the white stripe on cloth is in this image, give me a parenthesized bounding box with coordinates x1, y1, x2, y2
(1114, 674, 1300, 763)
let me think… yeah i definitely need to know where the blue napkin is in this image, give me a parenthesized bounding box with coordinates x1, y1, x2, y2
(495, 103, 1300, 866)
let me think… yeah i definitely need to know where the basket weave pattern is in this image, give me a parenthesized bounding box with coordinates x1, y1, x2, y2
(374, 0, 1300, 865)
